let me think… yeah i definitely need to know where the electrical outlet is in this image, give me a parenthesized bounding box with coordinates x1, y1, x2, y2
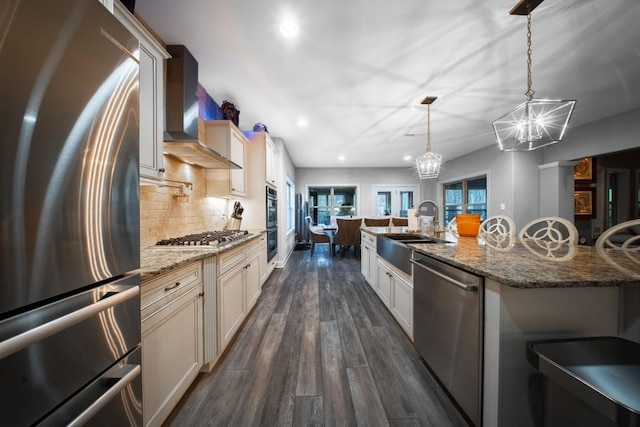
(500, 203, 506, 210)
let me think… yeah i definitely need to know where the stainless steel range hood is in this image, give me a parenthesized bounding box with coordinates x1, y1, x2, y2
(163, 45, 240, 169)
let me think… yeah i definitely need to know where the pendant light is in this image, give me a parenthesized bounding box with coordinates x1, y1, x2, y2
(492, 0, 576, 151)
(416, 96, 442, 179)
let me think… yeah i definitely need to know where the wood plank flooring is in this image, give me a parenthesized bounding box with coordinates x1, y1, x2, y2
(165, 247, 470, 426)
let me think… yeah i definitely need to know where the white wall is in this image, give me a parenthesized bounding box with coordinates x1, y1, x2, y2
(295, 167, 420, 216)
(543, 107, 640, 162)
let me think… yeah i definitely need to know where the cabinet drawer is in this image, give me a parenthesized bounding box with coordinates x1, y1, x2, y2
(245, 237, 260, 256)
(361, 232, 376, 245)
(141, 262, 201, 321)
(218, 245, 245, 277)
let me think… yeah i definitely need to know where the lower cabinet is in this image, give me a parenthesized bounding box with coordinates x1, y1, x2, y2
(258, 232, 269, 285)
(218, 261, 246, 351)
(376, 258, 414, 339)
(376, 260, 393, 308)
(141, 261, 204, 427)
(361, 231, 377, 289)
(217, 239, 262, 354)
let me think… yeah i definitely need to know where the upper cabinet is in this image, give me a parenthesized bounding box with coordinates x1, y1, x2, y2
(113, 2, 170, 183)
(265, 136, 277, 188)
(205, 120, 247, 197)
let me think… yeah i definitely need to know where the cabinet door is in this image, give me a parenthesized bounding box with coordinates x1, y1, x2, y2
(376, 261, 392, 308)
(259, 235, 268, 285)
(113, 2, 168, 182)
(219, 264, 245, 351)
(367, 249, 377, 289)
(391, 275, 413, 339)
(361, 242, 370, 279)
(265, 136, 277, 187)
(142, 285, 203, 427)
(229, 130, 245, 196)
(245, 251, 261, 311)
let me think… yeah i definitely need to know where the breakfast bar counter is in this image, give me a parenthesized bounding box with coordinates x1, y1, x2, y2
(361, 226, 640, 288)
(362, 226, 640, 426)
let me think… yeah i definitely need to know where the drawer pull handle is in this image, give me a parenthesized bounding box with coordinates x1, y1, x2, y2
(164, 282, 181, 292)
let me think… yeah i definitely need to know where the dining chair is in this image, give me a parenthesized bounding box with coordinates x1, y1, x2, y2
(518, 217, 579, 246)
(478, 215, 516, 249)
(334, 217, 363, 257)
(595, 219, 640, 251)
(305, 216, 334, 256)
(391, 217, 408, 226)
(364, 217, 391, 227)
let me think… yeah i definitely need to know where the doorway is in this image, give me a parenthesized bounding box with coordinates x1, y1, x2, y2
(372, 185, 418, 217)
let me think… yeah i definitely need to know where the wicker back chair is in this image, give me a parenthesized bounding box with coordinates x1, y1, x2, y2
(391, 217, 408, 226)
(334, 217, 363, 257)
(364, 217, 391, 227)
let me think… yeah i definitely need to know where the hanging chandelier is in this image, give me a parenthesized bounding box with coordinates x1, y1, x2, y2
(416, 96, 442, 179)
(492, 0, 576, 151)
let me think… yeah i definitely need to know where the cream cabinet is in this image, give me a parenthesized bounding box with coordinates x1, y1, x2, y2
(265, 136, 277, 187)
(390, 271, 413, 339)
(113, 2, 169, 183)
(376, 261, 393, 308)
(258, 232, 270, 285)
(141, 261, 203, 427)
(245, 251, 261, 311)
(205, 120, 247, 197)
(216, 239, 262, 353)
(376, 258, 413, 339)
(360, 231, 377, 289)
(218, 254, 246, 351)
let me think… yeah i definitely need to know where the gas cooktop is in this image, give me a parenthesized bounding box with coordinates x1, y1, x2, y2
(155, 230, 250, 247)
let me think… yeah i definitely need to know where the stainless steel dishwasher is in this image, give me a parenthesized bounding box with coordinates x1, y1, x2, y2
(411, 252, 483, 426)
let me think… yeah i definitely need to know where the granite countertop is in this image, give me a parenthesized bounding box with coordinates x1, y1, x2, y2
(361, 226, 640, 289)
(140, 231, 263, 282)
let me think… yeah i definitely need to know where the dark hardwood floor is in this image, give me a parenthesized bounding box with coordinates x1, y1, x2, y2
(165, 246, 469, 426)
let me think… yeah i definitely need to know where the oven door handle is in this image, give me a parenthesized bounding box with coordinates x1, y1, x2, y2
(410, 259, 478, 292)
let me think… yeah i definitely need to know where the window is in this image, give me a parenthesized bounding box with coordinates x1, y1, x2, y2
(443, 176, 487, 225)
(286, 178, 294, 232)
(308, 186, 357, 225)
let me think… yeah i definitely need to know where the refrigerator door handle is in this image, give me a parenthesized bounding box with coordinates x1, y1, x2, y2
(67, 363, 141, 427)
(0, 285, 139, 360)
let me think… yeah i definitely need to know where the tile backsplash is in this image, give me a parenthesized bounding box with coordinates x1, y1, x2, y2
(140, 156, 228, 248)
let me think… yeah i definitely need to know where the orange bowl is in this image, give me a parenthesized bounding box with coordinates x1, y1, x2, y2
(456, 214, 481, 237)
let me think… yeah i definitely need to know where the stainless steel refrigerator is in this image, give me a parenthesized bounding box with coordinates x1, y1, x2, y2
(0, 1, 142, 425)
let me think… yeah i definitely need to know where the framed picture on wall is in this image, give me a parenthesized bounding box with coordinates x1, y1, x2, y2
(574, 189, 595, 218)
(574, 157, 596, 182)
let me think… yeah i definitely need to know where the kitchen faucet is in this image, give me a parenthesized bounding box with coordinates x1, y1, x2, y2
(415, 200, 439, 235)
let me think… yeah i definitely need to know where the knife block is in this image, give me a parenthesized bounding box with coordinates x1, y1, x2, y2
(227, 218, 242, 230)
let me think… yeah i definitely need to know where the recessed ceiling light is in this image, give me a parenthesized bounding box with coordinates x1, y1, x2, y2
(403, 155, 412, 161)
(297, 118, 308, 127)
(338, 155, 345, 161)
(279, 19, 299, 38)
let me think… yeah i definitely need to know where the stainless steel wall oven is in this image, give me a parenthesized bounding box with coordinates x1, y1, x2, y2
(266, 187, 278, 261)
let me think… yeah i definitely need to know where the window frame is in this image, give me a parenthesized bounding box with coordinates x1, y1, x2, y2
(308, 185, 359, 225)
(442, 174, 488, 225)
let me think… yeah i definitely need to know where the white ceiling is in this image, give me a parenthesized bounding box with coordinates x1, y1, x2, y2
(134, 0, 640, 168)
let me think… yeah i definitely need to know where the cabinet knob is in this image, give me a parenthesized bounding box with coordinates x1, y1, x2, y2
(159, 168, 165, 173)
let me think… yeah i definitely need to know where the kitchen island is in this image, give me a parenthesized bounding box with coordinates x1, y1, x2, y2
(362, 226, 640, 427)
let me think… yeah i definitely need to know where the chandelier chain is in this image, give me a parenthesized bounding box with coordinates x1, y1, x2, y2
(426, 104, 431, 152)
(525, 8, 535, 100)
